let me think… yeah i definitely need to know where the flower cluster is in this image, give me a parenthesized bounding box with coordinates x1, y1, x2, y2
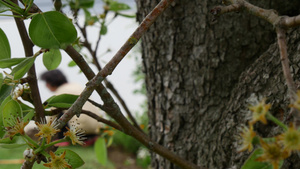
(238, 96, 300, 169)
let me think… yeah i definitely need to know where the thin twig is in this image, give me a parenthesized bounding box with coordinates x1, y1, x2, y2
(75, 16, 143, 132)
(81, 110, 123, 131)
(87, 99, 104, 110)
(276, 28, 297, 99)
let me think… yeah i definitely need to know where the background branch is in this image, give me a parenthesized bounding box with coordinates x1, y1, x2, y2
(75, 17, 142, 132)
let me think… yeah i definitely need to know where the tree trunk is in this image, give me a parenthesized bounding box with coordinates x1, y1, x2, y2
(136, 0, 300, 168)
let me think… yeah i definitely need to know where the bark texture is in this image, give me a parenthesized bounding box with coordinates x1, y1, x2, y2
(136, 0, 300, 168)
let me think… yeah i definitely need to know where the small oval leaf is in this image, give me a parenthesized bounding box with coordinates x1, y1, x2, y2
(29, 11, 77, 49)
(79, 0, 94, 8)
(109, 1, 131, 11)
(55, 149, 84, 168)
(100, 24, 107, 35)
(0, 96, 12, 138)
(0, 28, 11, 59)
(94, 137, 107, 166)
(2, 99, 22, 127)
(43, 49, 62, 70)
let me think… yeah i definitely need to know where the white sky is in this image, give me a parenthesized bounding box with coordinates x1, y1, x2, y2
(0, 0, 145, 116)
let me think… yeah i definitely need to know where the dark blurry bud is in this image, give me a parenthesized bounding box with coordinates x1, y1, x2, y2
(54, 0, 62, 11)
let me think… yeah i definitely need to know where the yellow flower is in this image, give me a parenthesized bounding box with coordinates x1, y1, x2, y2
(43, 151, 72, 169)
(256, 139, 289, 169)
(64, 124, 85, 145)
(5, 117, 28, 139)
(277, 123, 300, 153)
(290, 91, 300, 110)
(237, 124, 256, 152)
(249, 99, 271, 124)
(35, 119, 60, 144)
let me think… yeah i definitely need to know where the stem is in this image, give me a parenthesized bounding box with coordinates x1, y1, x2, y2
(24, 0, 34, 16)
(43, 139, 67, 149)
(266, 112, 288, 131)
(34, 138, 45, 154)
(22, 134, 38, 148)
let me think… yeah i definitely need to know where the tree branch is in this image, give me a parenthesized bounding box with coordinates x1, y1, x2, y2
(61, 0, 202, 168)
(12, 0, 45, 124)
(212, 0, 300, 126)
(75, 13, 143, 132)
(276, 28, 297, 99)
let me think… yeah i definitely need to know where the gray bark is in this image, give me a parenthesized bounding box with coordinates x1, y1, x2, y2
(136, 0, 300, 168)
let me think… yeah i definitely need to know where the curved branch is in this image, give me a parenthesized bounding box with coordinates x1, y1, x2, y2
(81, 110, 122, 131)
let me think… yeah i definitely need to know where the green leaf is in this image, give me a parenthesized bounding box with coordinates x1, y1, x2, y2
(2, 99, 22, 127)
(43, 49, 62, 70)
(0, 136, 26, 149)
(20, 102, 34, 112)
(94, 137, 107, 166)
(0, 28, 11, 59)
(46, 94, 79, 108)
(117, 13, 136, 18)
(29, 11, 77, 49)
(78, 0, 94, 8)
(11, 57, 36, 80)
(0, 143, 27, 148)
(0, 58, 27, 68)
(0, 96, 12, 138)
(241, 148, 283, 169)
(68, 60, 77, 67)
(23, 109, 34, 122)
(0, 3, 9, 13)
(0, 137, 14, 143)
(0, 86, 13, 106)
(23, 0, 31, 6)
(107, 137, 113, 147)
(100, 24, 107, 35)
(109, 1, 131, 11)
(55, 149, 84, 168)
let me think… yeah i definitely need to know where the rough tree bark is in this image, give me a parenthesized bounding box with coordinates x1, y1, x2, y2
(136, 0, 300, 168)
